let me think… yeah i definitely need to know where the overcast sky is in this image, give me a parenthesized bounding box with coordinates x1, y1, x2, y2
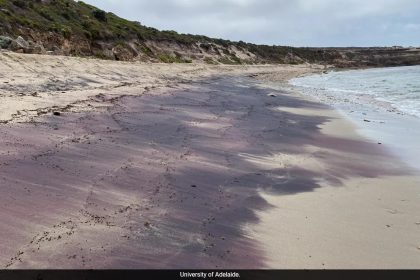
(82, 0, 420, 47)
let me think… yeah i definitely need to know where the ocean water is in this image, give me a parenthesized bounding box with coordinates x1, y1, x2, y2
(290, 66, 420, 170)
(290, 65, 420, 118)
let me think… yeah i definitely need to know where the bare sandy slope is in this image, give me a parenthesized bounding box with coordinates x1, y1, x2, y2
(0, 51, 419, 268)
(0, 51, 314, 123)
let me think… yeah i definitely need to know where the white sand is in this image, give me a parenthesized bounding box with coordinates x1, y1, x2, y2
(245, 100, 420, 268)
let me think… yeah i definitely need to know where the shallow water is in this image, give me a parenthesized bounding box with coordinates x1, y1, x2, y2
(290, 65, 420, 118)
(290, 66, 420, 171)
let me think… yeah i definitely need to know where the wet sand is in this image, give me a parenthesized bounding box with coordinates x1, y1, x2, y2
(244, 103, 420, 268)
(1, 52, 419, 268)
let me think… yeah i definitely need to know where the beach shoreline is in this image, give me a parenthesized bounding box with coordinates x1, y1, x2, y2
(248, 72, 420, 268)
(0, 52, 419, 268)
(245, 84, 420, 268)
(290, 67, 420, 171)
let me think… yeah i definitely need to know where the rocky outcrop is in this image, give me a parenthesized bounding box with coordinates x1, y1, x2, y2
(9, 36, 29, 52)
(1, 35, 44, 54)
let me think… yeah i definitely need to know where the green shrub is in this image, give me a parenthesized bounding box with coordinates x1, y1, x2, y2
(200, 43, 211, 51)
(141, 45, 153, 56)
(204, 57, 217, 64)
(157, 53, 191, 63)
(218, 56, 241, 65)
(61, 26, 72, 39)
(39, 9, 54, 21)
(12, 0, 26, 9)
(92, 9, 107, 22)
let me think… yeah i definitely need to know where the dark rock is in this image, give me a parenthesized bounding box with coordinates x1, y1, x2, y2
(112, 45, 134, 61)
(32, 43, 46, 54)
(51, 46, 63, 55)
(53, 112, 61, 116)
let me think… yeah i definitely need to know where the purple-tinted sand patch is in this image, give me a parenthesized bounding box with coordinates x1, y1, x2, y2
(0, 76, 411, 269)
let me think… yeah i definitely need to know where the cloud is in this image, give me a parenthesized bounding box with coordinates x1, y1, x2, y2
(81, 0, 420, 47)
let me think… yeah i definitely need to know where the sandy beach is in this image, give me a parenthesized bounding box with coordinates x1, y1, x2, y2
(0, 51, 419, 269)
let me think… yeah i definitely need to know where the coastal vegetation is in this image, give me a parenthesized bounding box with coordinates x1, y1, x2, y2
(1, 0, 420, 66)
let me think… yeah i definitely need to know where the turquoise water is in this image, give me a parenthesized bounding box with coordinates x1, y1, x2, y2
(290, 66, 420, 118)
